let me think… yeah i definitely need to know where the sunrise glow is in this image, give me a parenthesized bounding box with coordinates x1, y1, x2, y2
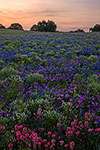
(0, 0, 100, 31)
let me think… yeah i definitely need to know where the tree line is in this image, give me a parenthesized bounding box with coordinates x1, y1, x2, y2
(0, 21, 100, 32)
(0, 20, 57, 32)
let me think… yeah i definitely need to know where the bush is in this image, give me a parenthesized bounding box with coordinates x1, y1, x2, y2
(88, 55, 98, 62)
(0, 66, 19, 80)
(25, 73, 46, 84)
(90, 24, 100, 32)
(9, 99, 31, 124)
(87, 74, 100, 94)
(30, 20, 57, 32)
(30, 52, 37, 57)
(65, 51, 73, 58)
(0, 75, 23, 103)
(0, 24, 6, 29)
(8, 23, 23, 30)
(0, 113, 100, 150)
(45, 51, 55, 57)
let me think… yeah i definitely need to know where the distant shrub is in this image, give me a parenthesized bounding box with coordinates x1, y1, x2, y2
(95, 44, 100, 50)
(43, 110, 61, 130)
(96, 49, 100, 55)
(88, 55, 98, 62)
(25, 73, 46, 84)
(0, 66, 19, 80)
(0, 75, 23, 104)
(30, 52, 37, 57)
(0, 59, 4, 69)
(87, 74, 100, 94)
(90, 24, 100, 32)
(41, 59, 47, 66)
(0, 24, 5, 29)
(65, 51, 73, 58)
(5, 74, 23, 84)
(34, 56, 42, 62)
(9, 99, 31, 124)
(60, 48, 66, 54)
(80, 55, 87, 60)
(21, 55, 28, 61)
(55, 51, 61, 57)
(70, 29, 85, 33)
(45, 51, 55, 57)
(72, 55, 79, 61)
(30, 20, 57, 32)
(8, 23, 23, 30)
(73, 73, 85, 83)
(74, 50, 80, 56)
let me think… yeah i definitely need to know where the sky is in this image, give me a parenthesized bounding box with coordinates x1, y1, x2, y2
(0, 0, 100, 31)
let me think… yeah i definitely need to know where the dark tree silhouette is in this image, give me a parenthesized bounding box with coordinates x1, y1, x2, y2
(37, 20, 47, 32)
(8, 23, 23, 30)
(89, 24, 100, 32)
(30, 24, 38, 31)
(46, 20, 57, 32)
(70, 29, 85, 33)
(75, 29, 84, 33)
(30, 20, 57, 32)
(0, 24, 6, 29)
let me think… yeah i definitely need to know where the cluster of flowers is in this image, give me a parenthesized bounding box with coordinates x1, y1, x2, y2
(0, 31, 100, 150)
(0, 112, 100, 150)
(57, 112, 100, 149)
(0, 124, 69, 150)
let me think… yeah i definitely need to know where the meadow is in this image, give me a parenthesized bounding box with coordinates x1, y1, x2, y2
(0, 30, 100, 150)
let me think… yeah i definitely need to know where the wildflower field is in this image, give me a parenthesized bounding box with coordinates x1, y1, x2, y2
(0, 30, 100, 150)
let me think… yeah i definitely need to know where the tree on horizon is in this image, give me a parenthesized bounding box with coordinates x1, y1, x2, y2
(30, 20, 57, 32)
(8, 23, 23, 30)
(89, 24, 100, 32)
(69, 29, 85, 33)
(0, 24, 6, 29)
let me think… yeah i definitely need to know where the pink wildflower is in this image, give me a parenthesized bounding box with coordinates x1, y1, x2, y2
(43, 139, 47, 144)
(8, 143, 13, 148)
(51, 139, 56, 144)
(23, 127, 27, 132)
(48, 131, 52, 138)
(79, 121, 82, 124)
(60, 140, 64, 145)
(16, 131, 21, 138)
(25, 133, 29, 138)
(52, 134, 56, 138)
(88, 128, 93, 132)
(57, 122, 61, 127)
(70, 141, 75, 147)
(76, 130, 80, 136)
(0, 125, 6, 131)
(84, 121, 89, 127)
(64, 144, 68, 147)
(45, 144, 48, 150)
(38, 142, 41, 149)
